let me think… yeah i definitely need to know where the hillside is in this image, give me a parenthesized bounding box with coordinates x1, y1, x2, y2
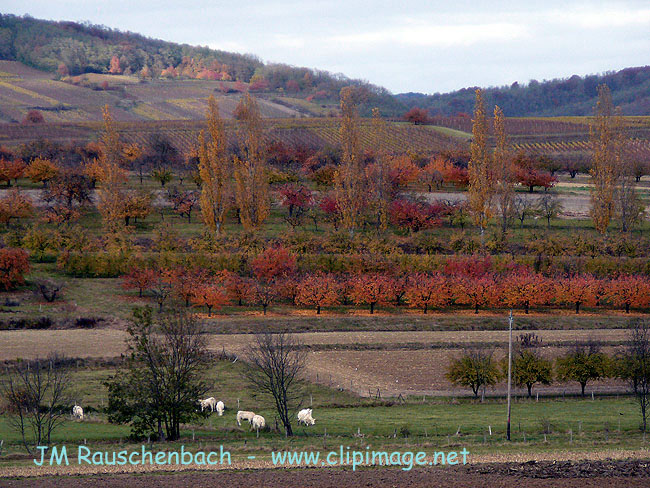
(398, 66, 650, 116)
(0, 14, 402, 118)
(0, 60, 313, 122)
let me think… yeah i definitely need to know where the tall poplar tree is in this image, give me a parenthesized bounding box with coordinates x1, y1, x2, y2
(590, 84, 622, 234)
(369, 107, 391, 232)
(198, 95, 230, 235)
(493, 105, 514, 236)
(468, 89, 494, 237)
(96, 105, 128, 232)
(233, 94, 269, 230)
(335, 86, 364, 236)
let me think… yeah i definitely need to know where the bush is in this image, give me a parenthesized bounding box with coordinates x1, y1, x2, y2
(399, 425, 411, 437)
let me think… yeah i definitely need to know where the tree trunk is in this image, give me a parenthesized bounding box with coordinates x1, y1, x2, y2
(262, 304, 267, 315)
(316, 305, 321, 314)
(370, 303, 375, 314)
(475, 304, 479, 314)
(576, 302, 580, 314)
(527, 384, 532, 398)
(581, 382, 586, 397)
(626, 303, 630, 313)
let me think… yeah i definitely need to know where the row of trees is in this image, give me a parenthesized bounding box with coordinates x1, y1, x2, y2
(121, 261, 650, 315)
(466, 85, 645, 237)
(448, 325, 650, 431)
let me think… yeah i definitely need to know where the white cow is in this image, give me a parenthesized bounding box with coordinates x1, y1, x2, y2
(297, 408, 315, 426)
(251, 414, 266, 431)
(72, 405, 84, 420)
(199, 397, 217, 412)
(216, 400, 225, 416)
(236, 410, 255, 426)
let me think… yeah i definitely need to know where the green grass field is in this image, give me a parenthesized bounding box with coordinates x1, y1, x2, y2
(0, 360, 646, 466)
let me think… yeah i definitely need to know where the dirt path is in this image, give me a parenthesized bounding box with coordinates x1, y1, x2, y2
(0, 328, 630, 361)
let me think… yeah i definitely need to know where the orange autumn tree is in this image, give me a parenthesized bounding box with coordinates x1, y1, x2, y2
(405, 273, 451, 314)
(233, 94, 269, 230)
(250, 246, 297, 282)
(555, 275, 597, 314)
(248, 280, 277, 315)
(502, 272, 550, 314)
(191, 284, 229, 316)
(109, 55, 122, 74)
(170, 267, 207, 307)
(224, 272, 252, 306)
(296, 274, 340, 314)
(276, 275, 301, 305)
(349, 274, 392, 314)
(0, 189, 33, 226)
(0, 159, 26, 186)
(25, 158, 59, 186)
(0, 248, 30, 291)
(608, 275, 650, 313)
(198, 95, 230, 235)
(458, 275, 499, 314)
(121, 266, 156, 297)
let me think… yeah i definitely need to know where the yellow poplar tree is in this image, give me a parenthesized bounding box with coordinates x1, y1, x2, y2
(198, 95, 230, 235)
(493, 105, 514, 236)
(468, 89, 494, 237)
(335, 86, 363, 235)
(590, 84, 622, 234)
(233, 94, 269, 230)
(96, 105, 128, 232)
(369, 107, 391, 232)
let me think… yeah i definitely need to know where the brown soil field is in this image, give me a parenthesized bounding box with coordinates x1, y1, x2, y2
(3, 460, 650, 488)
(1, 328, 629, 397)
(0, 328, 629, 361)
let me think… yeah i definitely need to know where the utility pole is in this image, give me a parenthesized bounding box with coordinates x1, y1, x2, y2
(506, 310, 513, 441)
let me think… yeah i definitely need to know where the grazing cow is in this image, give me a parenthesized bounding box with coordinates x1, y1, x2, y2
(236, 410, 255, 426)
(199, 397, 217, 412)
(72, 405, 84, 420)
(251, 414, 266, 431)
(297, 408, 315, 426)
(216, 400, 225, 416)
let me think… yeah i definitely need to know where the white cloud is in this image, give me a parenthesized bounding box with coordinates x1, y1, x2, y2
(329, 22, 527, 48)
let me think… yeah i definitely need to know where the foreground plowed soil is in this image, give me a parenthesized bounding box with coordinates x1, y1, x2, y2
(3, 461, 650, 488)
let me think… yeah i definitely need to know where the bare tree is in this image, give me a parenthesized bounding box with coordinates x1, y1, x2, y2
(619, 321, 650, 432)
(1, 354, 72, 454)
(616, 146, 644, 232)
(512, 196, 534, 228)
(34, 279, 63, 303)
(243, 333, 307, 436)
(536, 193, 563, 228)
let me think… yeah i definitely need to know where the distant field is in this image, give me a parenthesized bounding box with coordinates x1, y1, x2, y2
(0, 117, 465, 153)
(0, 60, 314, 123)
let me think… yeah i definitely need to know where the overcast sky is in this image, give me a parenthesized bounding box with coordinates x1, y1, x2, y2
(3, 1, 649, 94)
